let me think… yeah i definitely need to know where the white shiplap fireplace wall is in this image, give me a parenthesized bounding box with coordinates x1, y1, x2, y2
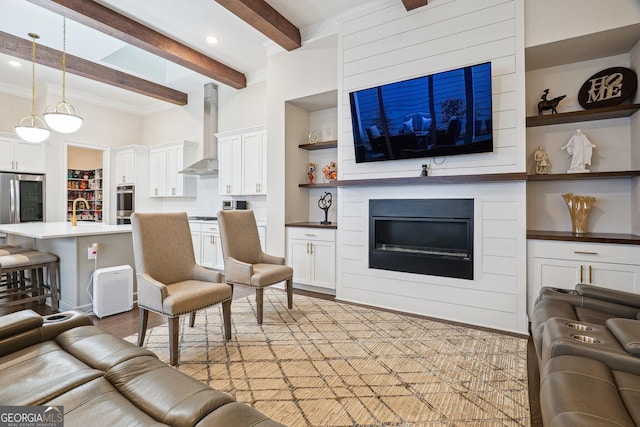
(336, 0, 528, 333)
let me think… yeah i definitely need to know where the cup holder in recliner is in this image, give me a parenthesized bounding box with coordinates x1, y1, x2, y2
(551, 288, 577, 295)
(43, 313, 72, 323)
(571, 334, 600, 344)
(566, 322, 592, 332)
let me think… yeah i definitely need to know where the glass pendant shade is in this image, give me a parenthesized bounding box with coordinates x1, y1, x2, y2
(44, 102, 83, 133)
(15, 115, 50, 143)
(46, 17, 82, 134)
(15, 32, 50, 143)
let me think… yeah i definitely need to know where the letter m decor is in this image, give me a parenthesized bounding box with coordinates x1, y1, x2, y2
(578, 67, 637, 109)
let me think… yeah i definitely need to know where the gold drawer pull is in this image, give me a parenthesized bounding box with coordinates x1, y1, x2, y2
(574, 251, 598, 255)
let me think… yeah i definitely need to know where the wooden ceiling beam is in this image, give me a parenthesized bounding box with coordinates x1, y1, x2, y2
(214, 0, 301, 51)
(401, 0, 428, 11)
(25, 0, 247, 89)
(0, 31, 188, 105)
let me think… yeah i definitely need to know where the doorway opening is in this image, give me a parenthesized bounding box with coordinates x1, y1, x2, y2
(65, 144, 108, 223)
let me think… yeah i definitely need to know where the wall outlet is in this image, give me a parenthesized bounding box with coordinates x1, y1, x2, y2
(88, 243, 98, 260)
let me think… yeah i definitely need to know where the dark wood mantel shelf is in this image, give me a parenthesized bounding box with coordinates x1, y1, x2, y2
(299, 172, 527, 188)
(285, 222, 337, 229)
(298, 140, 337, 150)
(528, 230, 640, 245)
(527, 170, 640, 181)
(526, 104, 640, 127)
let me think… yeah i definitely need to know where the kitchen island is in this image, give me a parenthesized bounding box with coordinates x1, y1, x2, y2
(0, 222, 134, 312)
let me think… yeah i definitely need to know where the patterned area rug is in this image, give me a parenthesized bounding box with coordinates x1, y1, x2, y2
(126, 290, 530, 426)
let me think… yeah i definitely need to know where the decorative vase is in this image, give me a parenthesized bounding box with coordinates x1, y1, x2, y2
(562, 193, 595, 234)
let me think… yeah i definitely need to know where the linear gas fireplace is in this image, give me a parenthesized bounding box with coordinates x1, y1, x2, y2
(369, 199, 474, 279)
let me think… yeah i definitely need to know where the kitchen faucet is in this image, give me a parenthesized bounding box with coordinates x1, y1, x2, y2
(71, 198, 89, 226)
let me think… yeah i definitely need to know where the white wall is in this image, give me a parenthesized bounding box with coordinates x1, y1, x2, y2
(334, 0, 528, 333)
(267, 35, 339, 255)
(525, 0, 640, 48)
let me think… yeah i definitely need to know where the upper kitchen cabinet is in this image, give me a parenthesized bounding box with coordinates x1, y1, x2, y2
(148, 140, 198, 197)
(217, 126, 267, 196)
(113, 145, 149, 185)
(0, 134, 46, 173)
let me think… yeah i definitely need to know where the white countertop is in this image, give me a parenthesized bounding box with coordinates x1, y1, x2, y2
(0, 222, 132, 239)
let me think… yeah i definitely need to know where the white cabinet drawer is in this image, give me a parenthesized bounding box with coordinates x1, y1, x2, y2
(287, 227, 335, 242)
(188, 222, 202, 233)
(529, 239, 640, 265)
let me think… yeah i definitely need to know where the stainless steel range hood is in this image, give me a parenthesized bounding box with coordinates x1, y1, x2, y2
(180, 83, 219, 175)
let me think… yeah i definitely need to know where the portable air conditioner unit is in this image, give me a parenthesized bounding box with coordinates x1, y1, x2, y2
(93, 265, 134, 318)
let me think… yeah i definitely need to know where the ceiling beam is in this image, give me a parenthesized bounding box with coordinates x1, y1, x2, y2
(214, 0, 301, 51)
(401, 0, 428, 11)
(25, 0, 247, 89)
(0, 31, 188, 105)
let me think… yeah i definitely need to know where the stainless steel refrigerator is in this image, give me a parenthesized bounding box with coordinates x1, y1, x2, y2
(0, 173, 46, 224)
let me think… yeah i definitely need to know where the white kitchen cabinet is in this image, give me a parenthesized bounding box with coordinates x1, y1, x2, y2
(217, 126, 266, 196)
(114, 148, 136, 184)
(218, 134, 242, 195)
(201, 222, 224, 270)
(527, 240, 640, 316)
(287, 227, 335, 291)
(0, 134, 46, 173)
(148, 141, 197, 197)
(241, 130, 267, 195)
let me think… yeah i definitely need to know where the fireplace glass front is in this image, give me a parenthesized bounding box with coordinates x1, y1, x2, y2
(369, 199, 474, 279)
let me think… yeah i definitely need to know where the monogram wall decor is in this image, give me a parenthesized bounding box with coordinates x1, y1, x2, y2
(578, 67, 637, 109)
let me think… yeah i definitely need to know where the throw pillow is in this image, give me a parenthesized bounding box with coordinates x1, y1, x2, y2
(402, 119, 414, 133)
(421, 117, 431, 131)
(368, 125, 381, 138)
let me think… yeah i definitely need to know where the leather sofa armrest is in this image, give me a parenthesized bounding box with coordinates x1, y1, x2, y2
(607, 318, 640, 356)
(0, 309, 42, 340)
(577, 284, 640, 308)
(40, 311, 94, 342)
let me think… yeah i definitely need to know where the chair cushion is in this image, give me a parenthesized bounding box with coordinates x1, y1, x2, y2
(163, 280, 232, 316)
(250, 263, 293, 288)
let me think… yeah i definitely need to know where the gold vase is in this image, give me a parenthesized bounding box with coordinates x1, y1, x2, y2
(562, 193, 595, 234)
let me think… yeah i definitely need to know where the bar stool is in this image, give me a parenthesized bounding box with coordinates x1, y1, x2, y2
(0, 246, 32, 288)
(0, 251, 59, 310)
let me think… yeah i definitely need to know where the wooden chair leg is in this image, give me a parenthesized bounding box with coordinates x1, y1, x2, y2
(286, 278, 293, 309)
(222, 300, 232, 341)
(189, 311, 196, 327)
(169, 316, 180, 366)
(256, 287, 264, 325)
(137, 308, 149, 346)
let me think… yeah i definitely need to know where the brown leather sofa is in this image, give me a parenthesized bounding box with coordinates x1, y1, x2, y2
(532, 285, 640, 426)
(0, 309, 284, 427)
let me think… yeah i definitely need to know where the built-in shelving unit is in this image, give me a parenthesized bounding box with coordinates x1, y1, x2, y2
(67, 168, 103, 222)
(298, 140, 338, 150)
(526, 104, 640, 127)
(527, 170, 640, 181)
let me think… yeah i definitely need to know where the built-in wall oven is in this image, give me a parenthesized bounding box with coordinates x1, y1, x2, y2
(116, 184, 134, 224)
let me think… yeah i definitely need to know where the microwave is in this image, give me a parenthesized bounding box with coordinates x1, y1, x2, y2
(222, 200, 248, 210)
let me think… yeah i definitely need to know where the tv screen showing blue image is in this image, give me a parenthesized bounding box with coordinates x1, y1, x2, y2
(349, 62, 493, 163)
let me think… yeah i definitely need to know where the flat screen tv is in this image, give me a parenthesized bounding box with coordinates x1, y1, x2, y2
(349, 62, 493, 163)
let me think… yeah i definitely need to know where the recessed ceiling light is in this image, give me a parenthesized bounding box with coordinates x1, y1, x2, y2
(8, 60, 21, 67)
(206, 35, 219, 44)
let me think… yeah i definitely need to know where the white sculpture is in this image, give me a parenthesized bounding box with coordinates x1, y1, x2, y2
(561, 129, 595, 173)
(534, 146, 549, 175)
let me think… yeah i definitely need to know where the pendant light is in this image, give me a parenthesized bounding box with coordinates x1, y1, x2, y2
(44, 17, 83, 133)
(15, 33, 50, 143)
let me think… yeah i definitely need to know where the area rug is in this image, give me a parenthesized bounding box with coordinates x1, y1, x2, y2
(125, 290, 530, 426)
